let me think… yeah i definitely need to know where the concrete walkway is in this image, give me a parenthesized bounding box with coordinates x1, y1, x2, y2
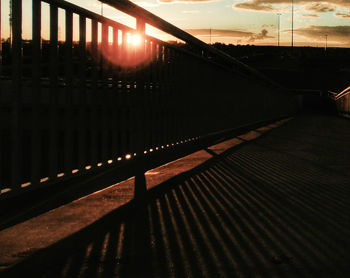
(1, 113, 350, 278)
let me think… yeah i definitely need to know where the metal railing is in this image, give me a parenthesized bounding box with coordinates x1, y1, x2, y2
(329, 86, 350, 117)
(0, 0, 299, 197)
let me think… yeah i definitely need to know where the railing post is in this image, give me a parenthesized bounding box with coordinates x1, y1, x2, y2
(31, 0, 41, 185)
(78, 16, 87, 170)
(64, 10, 73, 176)
(11, 0, 22, 189)
(136, 18, 145, 34)
(90, 20, 99, 168)
(49, 3, 58, 180)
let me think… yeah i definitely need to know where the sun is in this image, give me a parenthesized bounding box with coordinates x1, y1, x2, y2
(132, 34, 142, 46)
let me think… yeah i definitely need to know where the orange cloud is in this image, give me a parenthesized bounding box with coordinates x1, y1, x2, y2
(292, 25, 350, 44)
(335, 12, 350, 17)
(185, 28, 273, 42)
(233, 1, 350, 12)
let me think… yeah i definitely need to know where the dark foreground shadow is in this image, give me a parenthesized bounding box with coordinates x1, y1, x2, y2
(2, 119, 350, 278)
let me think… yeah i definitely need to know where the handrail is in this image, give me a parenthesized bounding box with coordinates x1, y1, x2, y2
(332, 86, 350, 100)
(100, 0, 282, 89)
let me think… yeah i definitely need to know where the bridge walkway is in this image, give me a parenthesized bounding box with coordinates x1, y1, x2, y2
(1, 113, 350, 278)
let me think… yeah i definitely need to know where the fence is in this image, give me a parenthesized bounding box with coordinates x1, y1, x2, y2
(0, 0, 299, 197)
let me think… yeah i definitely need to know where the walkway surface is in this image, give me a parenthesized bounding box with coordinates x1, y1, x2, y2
(1, 113, 350, 278)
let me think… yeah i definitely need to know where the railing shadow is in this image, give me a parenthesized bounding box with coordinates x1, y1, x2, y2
(2, 140, 350, 278)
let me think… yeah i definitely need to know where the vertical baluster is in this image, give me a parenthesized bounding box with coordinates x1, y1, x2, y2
(90, 20, 98, 168)
(163, 46, 169, 145)
(48, 4, 58, 179)
(78, 16, 86, 170)
(156, 44, 162, 147)
(101, 23, 109, 163)
(111, 27, 119, 157)
(150, 41, 156, 148)
(137, 22, 146, 154)
(64, 10, 73, 176)
(11, 0, 22, 189)
(31, 0, 41, 185)
(122, 31, 128, 155)
(145, 39, 151, 149)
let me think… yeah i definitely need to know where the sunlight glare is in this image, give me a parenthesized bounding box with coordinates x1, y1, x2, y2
(132, 34, 142, 46)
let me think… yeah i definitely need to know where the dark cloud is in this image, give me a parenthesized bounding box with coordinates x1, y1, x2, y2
(248, 29, 272, 42)
(301, 14, 320, 17)
(292, 25, 350, 44)
(185, 28, 273, 42)
(234, 2, 277, 12)
(304, 3, 335, 12)
(262, 24, 275, 27)
(335, 12, 350, 17)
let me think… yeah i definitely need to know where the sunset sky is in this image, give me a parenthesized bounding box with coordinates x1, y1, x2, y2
(1, 0, 350, 47)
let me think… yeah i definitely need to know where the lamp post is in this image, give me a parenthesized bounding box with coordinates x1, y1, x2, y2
(278, 13, 281, 47)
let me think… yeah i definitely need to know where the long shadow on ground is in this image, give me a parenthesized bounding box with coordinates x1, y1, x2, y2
(2, 115, 350, 278)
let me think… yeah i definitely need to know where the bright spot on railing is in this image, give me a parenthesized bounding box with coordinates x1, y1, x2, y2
(150, 148, 154, 152)
(21, 182, 31, 188)
(134, 153, 137, 156)
(97, 162, 103, 167)
(125, 154, 132, 160)
(85, 165, 92, 170)
(108, 160, 113, 164)
(72, 169, 79, 174)
(40, 177, 49, 183)
(155, 147, 159, 150)
(117, 157, 122, 161)
(57, 173, 65, 178)
(144, 150, 148, 154)
(1, 188, 11, 194)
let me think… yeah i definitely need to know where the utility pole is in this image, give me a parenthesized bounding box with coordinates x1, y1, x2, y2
(9, 0, 12, 44)
(291, 0, 294, 47)
(209, 28, 211, 45)
(278, 13, 281, 47)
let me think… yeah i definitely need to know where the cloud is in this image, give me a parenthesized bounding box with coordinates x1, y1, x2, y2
(304, 3, 335, 12)
(232, 1, 350, 12)
(185, 28, 273, 42)
(234, 2, 277, 12)
(158, 0, 218, 2)
(186, 28, 254, 38)
(301, 14, 320, 17)
(292, 25, 350, 44)
(248, 28, 273, 42)
(335, 12, 350, 17)
(262, 24, 275, 27)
